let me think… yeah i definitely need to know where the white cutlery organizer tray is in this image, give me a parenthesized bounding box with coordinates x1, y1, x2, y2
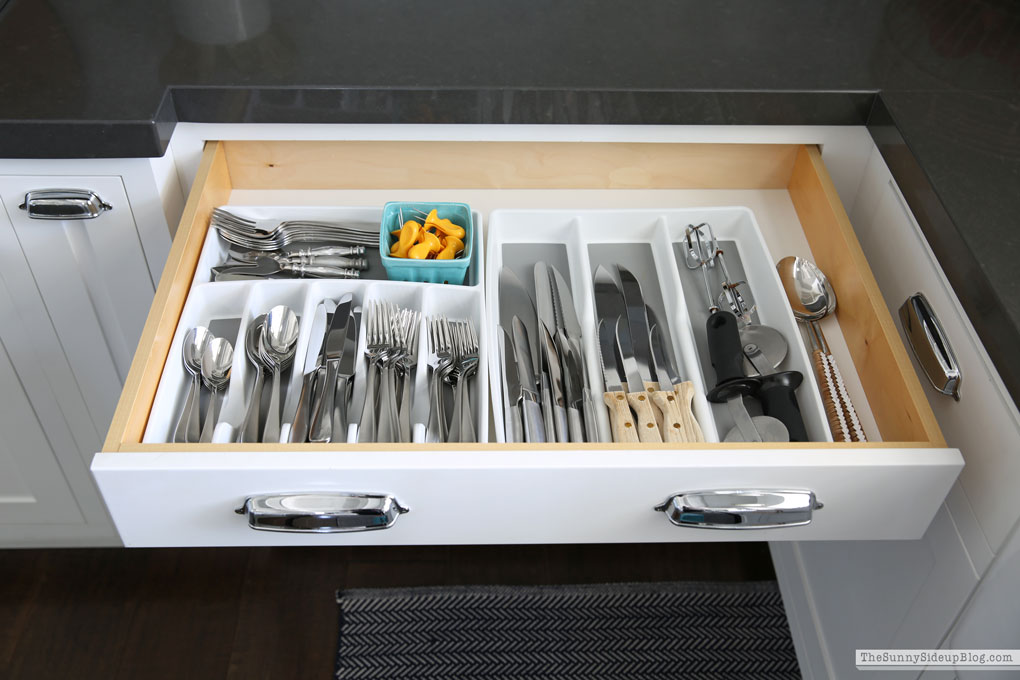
(485, 207, 832, 444)
(143, 206, 488, 444)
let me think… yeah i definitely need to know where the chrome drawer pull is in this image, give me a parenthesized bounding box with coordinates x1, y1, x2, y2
(655, 490, 822, 529)
(236, 492, 409, 533)
(19, 189, 112, 219)
(899, 292, 962, 401)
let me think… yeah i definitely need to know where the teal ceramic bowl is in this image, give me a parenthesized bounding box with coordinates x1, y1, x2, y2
(379, 201, 473, 284)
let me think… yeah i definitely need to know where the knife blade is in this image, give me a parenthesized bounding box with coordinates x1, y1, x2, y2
(512, 315, 546, 443)
(535, 262, 568, 442)
(548, 264, 591, 442)
(618, 265, 656, 387)
(597, 319, 638, 443)
(499, 266, 540, 371)
(288, 300, 333, 443)
(309, 293, 353, 442)
(615, 320, 661, 443)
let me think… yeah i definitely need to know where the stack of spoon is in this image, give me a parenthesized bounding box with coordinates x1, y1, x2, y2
(237, 305, 300, 443)
(172, 326, 234, 443)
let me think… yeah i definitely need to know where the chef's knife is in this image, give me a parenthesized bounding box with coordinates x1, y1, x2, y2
(549, 264, 598, 443)
(646, 308, 704, 443)
(511, 316, 546, 443)
(308, 293, 353, 442)
(597, 319, 639, 443)
(288, 299, 333, 443)
(535, 262, 568, 443)
(332, 308, 360, 442)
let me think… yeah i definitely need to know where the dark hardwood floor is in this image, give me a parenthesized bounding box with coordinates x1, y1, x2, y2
(1, 543, 774, 680)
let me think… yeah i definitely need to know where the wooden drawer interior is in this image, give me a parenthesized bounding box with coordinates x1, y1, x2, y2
(103, 140, 944, 452)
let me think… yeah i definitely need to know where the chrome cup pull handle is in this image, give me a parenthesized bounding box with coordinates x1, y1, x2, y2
(899, 292, 962, 401)
(19, 189, 112, 220)
(236, 492, 409, 533)
(655, 490, 822, 529)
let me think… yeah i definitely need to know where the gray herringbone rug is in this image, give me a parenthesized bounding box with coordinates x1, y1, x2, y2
(335, 581, 799, 679)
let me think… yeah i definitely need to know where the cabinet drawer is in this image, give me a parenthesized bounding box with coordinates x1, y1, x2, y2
(92, 139, 962, 547)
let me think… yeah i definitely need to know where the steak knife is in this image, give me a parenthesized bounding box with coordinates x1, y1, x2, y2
(499, 327, 524, 443)
(647, 310, 704, 444)
(593, 265, 660, 442)
(597, 319, 639, 443)
(535, 262, 568, 442)
(511, 316, 546, 443)
(549, 265, 600, 442)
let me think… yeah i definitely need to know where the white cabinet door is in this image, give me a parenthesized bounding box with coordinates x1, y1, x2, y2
(0, 177, 157, 440)
(0, 203, 82, 525)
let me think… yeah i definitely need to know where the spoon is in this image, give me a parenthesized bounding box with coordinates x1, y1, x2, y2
(237, 314, 268, 443)
(173, 326, 211, 443)
(777, 256, 865, 442)
(260, 305, 299, 443)
(198, 337, 234, 442)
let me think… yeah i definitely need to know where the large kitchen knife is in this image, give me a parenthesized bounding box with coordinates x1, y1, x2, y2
(646, 306, 704, 443)
(288, 299, 333, 443)
(308, 293, 353, 442)
(549, 264, 600, 442)
(595, 265, 660, 442)
(597, 319, 638, 443)
(535, 262, 568, 443)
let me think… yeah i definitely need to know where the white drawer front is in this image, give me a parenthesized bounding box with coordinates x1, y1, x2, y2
(93, 449, 961, 546)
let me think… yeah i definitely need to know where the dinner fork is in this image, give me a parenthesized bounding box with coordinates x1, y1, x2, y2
(357, 302, 388, 443)
(426, 316, 454, 443)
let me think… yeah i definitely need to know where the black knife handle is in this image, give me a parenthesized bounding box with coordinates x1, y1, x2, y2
(757, 371, 808, 442)
(706, 311, 747, 387)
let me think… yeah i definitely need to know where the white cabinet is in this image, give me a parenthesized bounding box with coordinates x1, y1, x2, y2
(0, 160, 178, 546)
(774, 147, 1020, 678)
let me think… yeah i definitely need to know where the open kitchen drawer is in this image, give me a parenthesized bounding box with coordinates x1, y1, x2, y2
(92, 139, 962, 546)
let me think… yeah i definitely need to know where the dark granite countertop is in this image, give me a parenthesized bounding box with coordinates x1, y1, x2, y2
(1, 0, 1018, 404)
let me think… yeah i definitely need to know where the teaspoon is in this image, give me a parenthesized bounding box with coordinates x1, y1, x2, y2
(260, 305, 299, 443)
(173, 326, 211, 443)
(199, 337, 234, 442)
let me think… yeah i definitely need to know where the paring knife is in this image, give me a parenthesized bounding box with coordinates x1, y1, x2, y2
(646, 307, 704, 443)
(597, 319, 639, 443)
(593, 265, 660, 443)
(549, 265, 600, 443)
(288, 300, 333, 443)
(309, 293, 353, 442)
(511, 316, 546, 443)
(535, 262, 568, 443)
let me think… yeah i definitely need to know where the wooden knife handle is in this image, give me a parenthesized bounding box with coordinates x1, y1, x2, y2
(650, 390, 688, 443)
(626, 389, 662, 443)
(673, 382, 704, 443)
(603, 390, 639, 443)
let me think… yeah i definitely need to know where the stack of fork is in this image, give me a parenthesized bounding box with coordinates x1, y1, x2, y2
(211, 208, 379, 251)
(357, 301, 421, 443)
(425, 316, 480, 443)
